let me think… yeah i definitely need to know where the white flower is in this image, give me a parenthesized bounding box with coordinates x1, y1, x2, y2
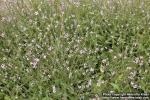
(30, 58, 40, 68)
(64, 33, 69, 38)
(100, 65, 105, 73)
(134, 56, 144, 66)
(80, 50, 85, 54)
(100, 10, 104, 16)
(139, 61, 144, 66)
(133, 42, 138, 47)
(69, 72, 72, 79)
(1, 64, 6, 69)
(130, 82, 139, 89)
(95, 48, 99, 52)
(113, 56, 117, 59)
(52, 85, 56, 93)
(83, 63, 87, 68)
(87, 79, 92, 87)
(124, 56, 127, 59)
(134, 57, 140, 64)
(127, 67, 132, 70)
(66, 67, 69, 71)
(110, 91, 115, 93)
(97, 80, 104, 86)
(66, 61, 69, 64)
(118, 53, 122, 57)
(78, 85, 81, 89)
(48, 46, 53, 51)
(90, 68, 94, 72)
(43, 55, 46, 59)
(100, 48, 104, 51)
(102, 59, 107, 63)
(77, 24, 80, 28)
(3, 0, 6, 2)
(109, 49, 113, 53)
(139, 56, 143, 59)
(34, 11, 39, 15)
(0, 32, 5, 38)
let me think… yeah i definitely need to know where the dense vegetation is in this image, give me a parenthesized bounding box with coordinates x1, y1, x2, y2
(0, 0, 150, 99)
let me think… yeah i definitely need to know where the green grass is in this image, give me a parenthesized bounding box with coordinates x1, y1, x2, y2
(0, 0, 150, 99)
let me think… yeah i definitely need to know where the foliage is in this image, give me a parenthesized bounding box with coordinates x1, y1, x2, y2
(0, 0, 150, 99)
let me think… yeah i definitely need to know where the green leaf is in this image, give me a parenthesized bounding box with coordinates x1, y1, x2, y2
(110, 83, 120, 92)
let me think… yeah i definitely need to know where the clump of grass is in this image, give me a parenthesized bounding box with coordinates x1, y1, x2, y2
(0, 0, 150, 99)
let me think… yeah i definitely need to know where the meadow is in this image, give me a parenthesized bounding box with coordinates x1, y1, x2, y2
(0, 0, 150, 99)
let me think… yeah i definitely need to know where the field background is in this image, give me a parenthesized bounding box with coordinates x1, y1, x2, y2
(0, 0, 150, 99)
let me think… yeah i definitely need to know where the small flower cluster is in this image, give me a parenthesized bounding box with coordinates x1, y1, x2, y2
(133, 56, 144, 66)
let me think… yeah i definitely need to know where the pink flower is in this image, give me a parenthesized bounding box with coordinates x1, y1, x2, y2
(30, 58, 40, 68)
